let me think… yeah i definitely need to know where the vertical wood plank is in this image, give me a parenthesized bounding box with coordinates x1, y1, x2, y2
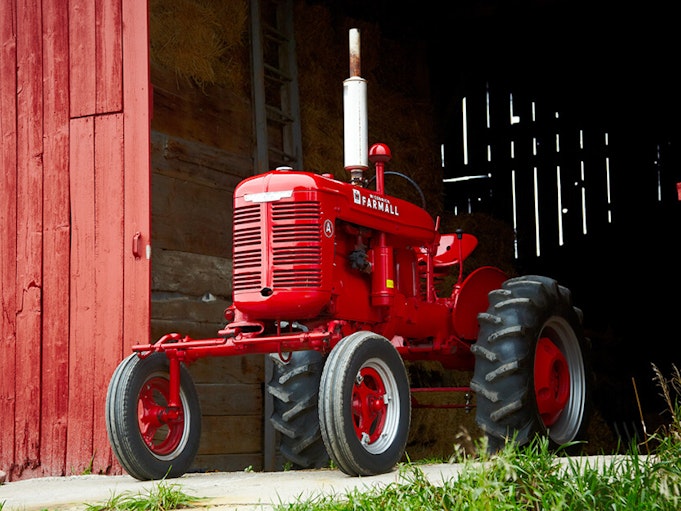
(0, 0, 18, 477)
(554, 112, 583, 245)
(69, 0, 96, 117)
(66, 116, 96, 474)
(93, 112, 124, 473)
(122, 0, 151, 353)
(487, 81, 514, 221)
(95, 0, 122, 113)
(532, 102, 560, 254)
(15, 0, 44, 478)
(507, 91, 538, 259)
(40, 0, 71, 477)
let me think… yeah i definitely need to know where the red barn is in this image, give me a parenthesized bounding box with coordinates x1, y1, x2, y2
(1, 0, 151, 480)
(2, 0, 679, 485)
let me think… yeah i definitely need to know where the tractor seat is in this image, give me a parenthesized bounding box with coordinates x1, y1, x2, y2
(430, 233, 478, 271)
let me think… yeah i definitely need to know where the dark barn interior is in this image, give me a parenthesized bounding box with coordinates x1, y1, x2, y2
(328, 0, 681, 439)
(145, 0, 681, 470)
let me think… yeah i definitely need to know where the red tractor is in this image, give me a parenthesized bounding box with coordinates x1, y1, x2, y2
(105, 29, 591, 481)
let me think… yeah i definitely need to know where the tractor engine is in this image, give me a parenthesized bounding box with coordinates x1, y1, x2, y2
(228, 27, 453, 345)
(230, 164, 451, 342)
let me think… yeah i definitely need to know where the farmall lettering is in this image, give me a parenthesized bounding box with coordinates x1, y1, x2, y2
(353, 188, 399, 216)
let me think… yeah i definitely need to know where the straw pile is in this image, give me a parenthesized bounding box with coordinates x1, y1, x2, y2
(149, 0, 249, 93)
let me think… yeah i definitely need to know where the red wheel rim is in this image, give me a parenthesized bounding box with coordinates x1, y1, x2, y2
(137, 376, 185, 455)
(352, 367, 388, 445)
(534, 336, 570, 426)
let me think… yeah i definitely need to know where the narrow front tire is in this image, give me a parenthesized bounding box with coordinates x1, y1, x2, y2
(319, 332, 411, 476)
(105, 352, 201, 480)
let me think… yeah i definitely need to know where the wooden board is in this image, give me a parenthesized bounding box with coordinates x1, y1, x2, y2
(189, 355, 264, 385)
(152, 173, 232, 257)
(121, 0, 152, 355)
(14, 0, 44, 477)
(191, 453, 263, 473)
(92, 113, 125, 473)
(151, 64, 253, 155)
(198, 415, 262, 455)
(69, 0, 96, 117)
(0, 0, 18, 475)
(95, 0, 122, 114)
(196, 383, 262, 416)
(66, 116, 96, 473)
(152, 248, 232, 296)
(39, 0, 72, 477)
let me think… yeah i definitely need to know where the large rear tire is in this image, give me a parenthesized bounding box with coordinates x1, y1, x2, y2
(471, 275, 591, 453)
(105, 352, 201, 480)
(319, 331, 411, 476)
(267, 350, 330, 469)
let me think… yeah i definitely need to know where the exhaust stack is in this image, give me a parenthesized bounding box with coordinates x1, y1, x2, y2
(343, 28, 368, 185)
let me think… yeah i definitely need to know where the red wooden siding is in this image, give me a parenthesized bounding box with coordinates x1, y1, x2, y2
(0, 0, 150, 481)
(40, 0, 71, 477)
(122, 0, 152, 354)
(15, 0, 44, 476)
(0, 0, 19, 474)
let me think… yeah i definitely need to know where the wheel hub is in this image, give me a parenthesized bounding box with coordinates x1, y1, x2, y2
(534, 336, 570, 426)
(137, 377, 186, 455)
(352, 367, 388, 444)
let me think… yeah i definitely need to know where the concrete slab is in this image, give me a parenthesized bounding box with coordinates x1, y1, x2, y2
(0, 464, 467, 511)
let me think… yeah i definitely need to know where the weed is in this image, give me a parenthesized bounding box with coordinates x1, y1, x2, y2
(273, 364, 681, 511)
(84, 478, 203, 511)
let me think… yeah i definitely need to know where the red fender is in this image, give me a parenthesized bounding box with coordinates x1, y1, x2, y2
(451, 266, 508, 341)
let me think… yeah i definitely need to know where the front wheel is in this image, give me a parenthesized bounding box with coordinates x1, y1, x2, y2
(319, 331, 411, 476)
(105, 352, 201, 480)
(470, 275, 591, 453)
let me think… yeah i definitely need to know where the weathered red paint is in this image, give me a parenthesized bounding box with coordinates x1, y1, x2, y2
(67, 115, 97, 474)
(93, 113, 126, 472)
(40, 0, 71, 477)
(0, 0, 150, 481)
(16, 0, 44, 476)
(0, 0, 19, 476)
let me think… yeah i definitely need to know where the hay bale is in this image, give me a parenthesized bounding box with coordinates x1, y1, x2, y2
(149, 0, 249, 91)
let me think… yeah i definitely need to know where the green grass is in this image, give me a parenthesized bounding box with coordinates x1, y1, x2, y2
(83, 478, 204, 511)
(273, 438, 681, 511)
(64, 363, 681, 511)
(274, 363, 681, 511)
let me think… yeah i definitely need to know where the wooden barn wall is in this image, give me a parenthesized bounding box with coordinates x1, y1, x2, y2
(442, 81, 616, 262)
(149, 57, 264, 472)
(442, 62, 680, 265)
(0, 0, 150, 482)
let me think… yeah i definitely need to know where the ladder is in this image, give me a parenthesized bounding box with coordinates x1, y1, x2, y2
(250, 0, 303, 173)
(250, 0, 303, 471)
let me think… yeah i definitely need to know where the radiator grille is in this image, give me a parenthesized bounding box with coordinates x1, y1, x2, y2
(233, 201, 323, 292)
(233, 204, 263, 291)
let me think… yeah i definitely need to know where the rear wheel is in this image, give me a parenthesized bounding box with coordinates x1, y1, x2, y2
(319, 331, 411, 476)
(471, 275, 591, 453)
(267, 350, 330, 469)
(105, 352, 201, 480)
